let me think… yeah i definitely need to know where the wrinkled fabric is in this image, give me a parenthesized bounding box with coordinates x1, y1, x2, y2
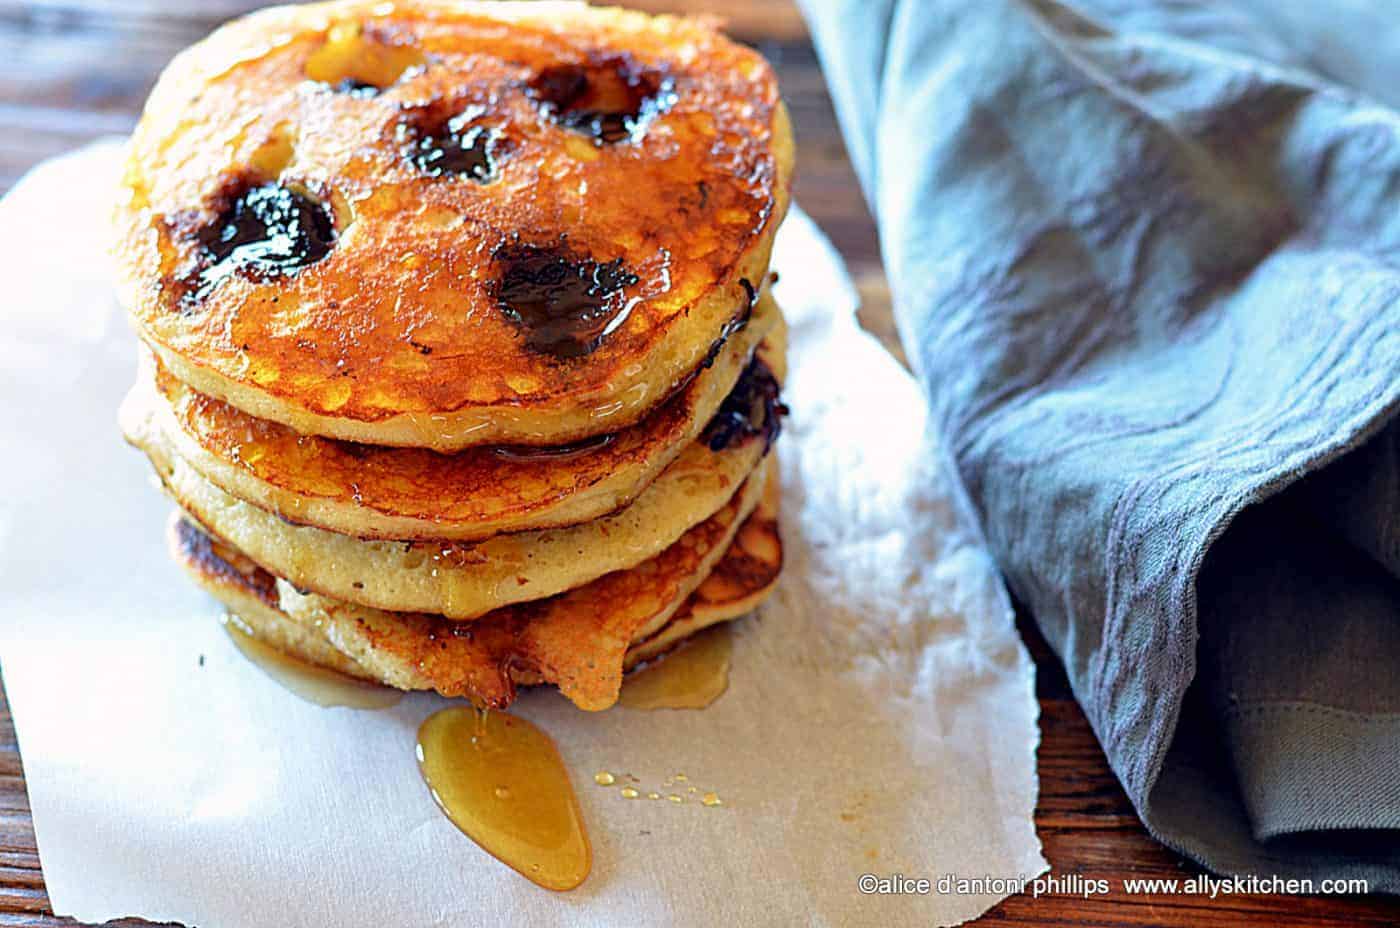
(801, 0, 1400, 886)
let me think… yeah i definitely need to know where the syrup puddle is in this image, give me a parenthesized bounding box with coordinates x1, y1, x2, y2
(221, 615, 402, 710)
(619, 625, 733, 710)
(417, 707, 592, 892)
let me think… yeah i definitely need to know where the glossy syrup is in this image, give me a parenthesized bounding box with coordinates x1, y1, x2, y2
(492, 432, 616, 463)
(404, 113, 505, 181)
(594, 770, 726, 808)
(493, 242, 639, 358)
(221, 615, 402, 710)
(304, 21, 425, 94)
(619, 625, 734, 710)
(416, 707, 591, 892)
(192, 182, 335, 298)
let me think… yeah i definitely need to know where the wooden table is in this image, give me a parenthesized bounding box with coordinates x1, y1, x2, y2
(1, 2, 1395, 925)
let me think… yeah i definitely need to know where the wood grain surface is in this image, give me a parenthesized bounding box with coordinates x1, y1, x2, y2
(1, 2, 1396, 926)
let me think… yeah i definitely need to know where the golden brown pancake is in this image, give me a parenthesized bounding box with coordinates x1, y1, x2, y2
(625, 478, 783, 664)
(137, 294, 782, 541)
(169, 465, 782, 710)
(281, 460, 774, 709)
(123, 351, 784, 619)
(115, 0, 793, 450)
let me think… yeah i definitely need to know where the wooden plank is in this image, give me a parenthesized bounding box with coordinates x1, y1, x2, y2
(8, 0, 808, 40)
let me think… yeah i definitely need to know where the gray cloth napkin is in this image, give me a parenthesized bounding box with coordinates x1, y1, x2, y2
(800, 0, 1400, 887)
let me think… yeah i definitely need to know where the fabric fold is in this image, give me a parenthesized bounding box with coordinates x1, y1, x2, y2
(801, 0, 1400, 886)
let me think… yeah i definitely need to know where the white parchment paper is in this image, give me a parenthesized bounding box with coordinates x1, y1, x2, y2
(0, 142, 1045, 928)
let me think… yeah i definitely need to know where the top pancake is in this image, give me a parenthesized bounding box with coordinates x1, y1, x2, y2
(114, 0, 793, 450)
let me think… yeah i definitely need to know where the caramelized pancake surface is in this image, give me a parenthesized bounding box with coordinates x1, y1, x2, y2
(115, 0, 793, 449)
(143, 296, 782, 541)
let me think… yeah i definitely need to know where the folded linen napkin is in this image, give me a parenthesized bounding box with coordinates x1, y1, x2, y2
(800, 0, 1400, 887)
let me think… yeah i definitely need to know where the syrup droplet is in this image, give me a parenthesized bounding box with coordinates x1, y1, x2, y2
(647, 792, 662, 801)
(530, 58, 676, 144)
(667, 794, 684, 804)
(619, 787, 640, 799)
(220, 615, 401, 709)
(593, 771, 617, 786)
(619, 625, 733, 710)
(416, 707, 591, 892)
(493, 242, 639, 358)
(193, 182, 335, 298)
(701, 792, 724, 808)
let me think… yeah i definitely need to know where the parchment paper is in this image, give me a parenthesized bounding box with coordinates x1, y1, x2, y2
(0, 142, 1044, 928)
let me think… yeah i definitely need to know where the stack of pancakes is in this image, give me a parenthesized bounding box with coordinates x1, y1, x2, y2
(114, 0, 793, 710)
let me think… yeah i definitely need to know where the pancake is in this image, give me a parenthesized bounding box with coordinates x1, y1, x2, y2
(166, 512, 372, 679)
(169, 464, 781, 710)
(625, 477, 783, 665)
(138, 292, 782, 541)
(115, 0, 794, 451)
(123, 357, 784, 620)
(282, 460, 774, 709)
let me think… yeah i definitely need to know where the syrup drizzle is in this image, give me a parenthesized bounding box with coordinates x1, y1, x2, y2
(619, 625, 734, 710)
(416, 707, 591, 892)
(220, 615, 401, 709)
(492, 432, 616, 462)
(493, 241, 639, 358)
(304, 21, 425, 95)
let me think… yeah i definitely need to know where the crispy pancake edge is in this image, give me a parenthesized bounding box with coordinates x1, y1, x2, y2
(625, 470, 782, 666)
(166, 510, 376, 679)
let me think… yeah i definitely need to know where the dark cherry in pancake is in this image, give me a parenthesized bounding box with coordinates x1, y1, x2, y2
(188, 181, 335, 300)
(493, 241, 640, 358)
(703, 357, 785, 452)
(401, 107, 508, 180)
(530, 54, 677, 144)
